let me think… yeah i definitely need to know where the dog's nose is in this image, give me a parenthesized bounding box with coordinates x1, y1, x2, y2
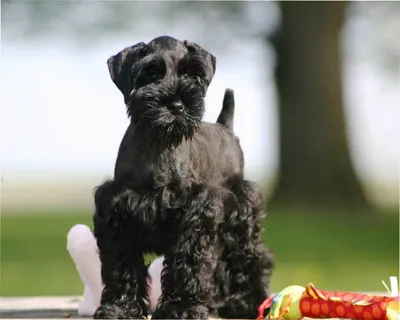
(169, 101, 185, 115)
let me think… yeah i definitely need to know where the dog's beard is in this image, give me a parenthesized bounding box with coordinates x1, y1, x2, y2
(137, 104, 202, 149)
(129, 79, 205, 149)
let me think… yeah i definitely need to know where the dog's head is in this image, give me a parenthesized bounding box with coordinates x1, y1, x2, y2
(107, 35, 216, 148)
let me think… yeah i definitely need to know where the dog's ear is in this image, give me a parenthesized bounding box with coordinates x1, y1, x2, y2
(107, 42, 148, 98)
(183, 40, 216, 86)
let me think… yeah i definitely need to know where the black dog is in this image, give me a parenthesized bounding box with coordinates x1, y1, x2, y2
(93, 35, 274, 319)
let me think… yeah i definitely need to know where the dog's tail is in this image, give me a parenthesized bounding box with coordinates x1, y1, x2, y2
(217, 88, 235, 130)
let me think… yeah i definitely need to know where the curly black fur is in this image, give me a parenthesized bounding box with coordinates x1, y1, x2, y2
(93, 35, 274, 319)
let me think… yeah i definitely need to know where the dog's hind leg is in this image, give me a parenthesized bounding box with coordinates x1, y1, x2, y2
(217, 178, 274, 319)
(151, 184, 221, 320)
(92, 179, 150, 319)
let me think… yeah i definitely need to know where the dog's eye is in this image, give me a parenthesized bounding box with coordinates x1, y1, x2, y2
(188, 68, 206, 80)
(137, 59, 166, 86)
(146, 71, 158, 81)
(179, 56, 207, 80)
(136, 69, 164, 87)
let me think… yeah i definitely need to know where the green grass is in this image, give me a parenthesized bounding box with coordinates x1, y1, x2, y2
(0, 209, 398, 296)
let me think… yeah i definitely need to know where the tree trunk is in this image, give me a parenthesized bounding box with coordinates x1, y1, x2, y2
(268, 1, 372, 213)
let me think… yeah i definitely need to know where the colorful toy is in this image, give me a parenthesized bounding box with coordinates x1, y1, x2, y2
(67, 224, 164, 316)
(258, 277, 399, 320)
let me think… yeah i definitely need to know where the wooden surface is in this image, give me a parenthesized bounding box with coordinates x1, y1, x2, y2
(0, 296, 83, 319)
(0, 293, 388, 319)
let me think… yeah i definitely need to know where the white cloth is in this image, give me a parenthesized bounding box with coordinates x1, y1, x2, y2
(67, 224, 164, 316)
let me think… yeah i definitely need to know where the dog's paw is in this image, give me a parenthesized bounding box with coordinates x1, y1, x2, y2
(151, 303, 208, 319)
(94, 304, 145, 319)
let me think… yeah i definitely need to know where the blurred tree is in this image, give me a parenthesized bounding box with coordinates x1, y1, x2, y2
(268, 1, 371, 213)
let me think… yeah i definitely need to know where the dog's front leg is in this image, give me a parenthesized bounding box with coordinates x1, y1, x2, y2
(93, 180, 149, 319)
(151, 185, 220, 320)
